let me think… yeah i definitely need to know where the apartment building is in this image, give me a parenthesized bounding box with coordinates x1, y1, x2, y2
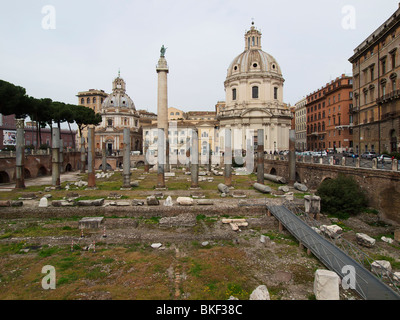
(349, 3, 400, 154)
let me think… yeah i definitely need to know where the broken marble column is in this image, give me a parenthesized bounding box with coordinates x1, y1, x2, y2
(253, 183, 272, 194)
(51, 127, 61, 189)
(80, 135, 86, 173)
(157, 128, 165, 188)
(191, 129, 199, 188)
(218, 183, 230, 194)
(264, 174, 287, 184)
(257, 129, 264, 184)
(185, 136, 191, 172)
(304, 195, 321, 220)
(15, 118, 25, 189)
(224, 128, 232, 187)
(144, 138, 149, 173)
(87, 127, 96, 188)
(59, 139, 64, 174)
(122, 127, 131, 188)
(102, 142, 107, 172)
(289, 129, 296, 185)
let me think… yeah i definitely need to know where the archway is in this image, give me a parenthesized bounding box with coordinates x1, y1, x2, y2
(99, 163, 112, 170)
(135, 161, 145, 168)
(65, 163, 72, 172)
(269, 168, 277, 175)
(295, 172, 301, 183)
(24, 168, 31, 179)
(37, 166, 47, 177)
(0, 171, 10, 183)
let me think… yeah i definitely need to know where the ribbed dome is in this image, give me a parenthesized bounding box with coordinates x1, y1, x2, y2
(227, 49, 282, 78)
(102, 76, 136, 111)
(102, 92, 136, 110)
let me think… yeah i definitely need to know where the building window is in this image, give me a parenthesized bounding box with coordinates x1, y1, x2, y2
(274, 87, 278, 100)
(87, 98, 90, 103)
(382, 59, 387, 74)
(93, 97, 96, 103)
(232, 88, 237, 101)
(392, 52, 396, 69)
(252, 86, 259, 99)
(107, 119, 113, 127)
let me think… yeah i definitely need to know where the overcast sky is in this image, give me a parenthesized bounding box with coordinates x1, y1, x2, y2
(0, 0, 398, 115)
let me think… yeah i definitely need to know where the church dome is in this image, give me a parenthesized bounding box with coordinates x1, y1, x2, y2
(226, 23, 283, 79)
(227, 49, 282, 78)
(102, 75, 136, 111)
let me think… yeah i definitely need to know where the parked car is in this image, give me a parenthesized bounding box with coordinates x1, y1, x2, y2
(377, 154, 393, 163)
(361, 151, 377, 159)
(312, 151, 327, 157)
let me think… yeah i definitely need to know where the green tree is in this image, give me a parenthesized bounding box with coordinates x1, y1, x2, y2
(0, 80, 30, 118)
(316, 174, 368, 219)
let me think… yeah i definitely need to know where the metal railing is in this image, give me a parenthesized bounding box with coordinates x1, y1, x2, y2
(264, 153, 400, 172)
(270, 201, 400, 300)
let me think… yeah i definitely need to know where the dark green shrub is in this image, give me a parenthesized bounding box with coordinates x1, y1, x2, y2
(316, 174, 368, 219)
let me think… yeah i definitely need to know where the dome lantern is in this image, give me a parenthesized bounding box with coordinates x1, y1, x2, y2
(245, 22, 262, 50)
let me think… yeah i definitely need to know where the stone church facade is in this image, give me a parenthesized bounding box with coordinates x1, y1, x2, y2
(217, 23, 292, 154)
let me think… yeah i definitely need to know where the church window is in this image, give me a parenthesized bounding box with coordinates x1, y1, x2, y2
(253, 63, 258, 68)
(252, 37, 255, 46)
(81, 98, 84, 104)
(107, 119, 113, 127)
(274, 87, 278, 100)
(232, 88, 237, 100)
(252, 86, 259, 99)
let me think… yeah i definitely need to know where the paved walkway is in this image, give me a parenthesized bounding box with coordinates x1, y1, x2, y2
(0, 171, 81, 190)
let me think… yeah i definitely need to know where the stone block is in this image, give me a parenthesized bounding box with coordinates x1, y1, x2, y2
(249, 285, 270, 300)
(218, 183, 230, 194)
(371, 260, 392, 277)
(313, 269, 340, 300)
(132, 199, 145, 206)
(52, 200, 74, 207)
(294, 182, 308, 192)
(146, 195, 159, 206)
(38, 197, 48, 208)
(394, 229, 400, 242)
(356, 233, 376, 248)
(79, 217, 104, 229)
(320, 225, 343, 238)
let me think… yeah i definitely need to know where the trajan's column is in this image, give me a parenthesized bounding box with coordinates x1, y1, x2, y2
(156, 45, 169, 172)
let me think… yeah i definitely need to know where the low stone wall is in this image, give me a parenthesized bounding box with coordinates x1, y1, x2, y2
(264, 159, 400, 225)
